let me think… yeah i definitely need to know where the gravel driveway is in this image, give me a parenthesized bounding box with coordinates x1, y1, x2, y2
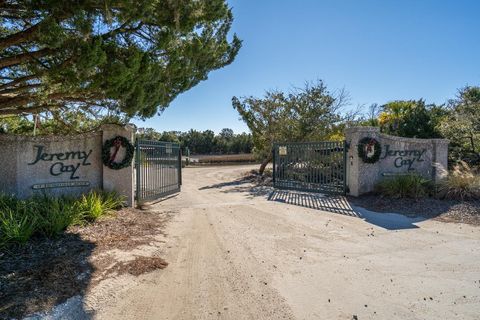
(92, 165, 480, 320)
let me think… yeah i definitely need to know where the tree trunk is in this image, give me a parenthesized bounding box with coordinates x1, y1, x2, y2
(259, 154, 272, 176)
(470, 133, 476, 154)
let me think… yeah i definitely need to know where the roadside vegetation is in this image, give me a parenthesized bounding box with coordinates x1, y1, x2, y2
(436, 162, 480, 201)
(0, 191, 124, 250)
(375, 174, 433, 199)
(374, 162, 480, 201)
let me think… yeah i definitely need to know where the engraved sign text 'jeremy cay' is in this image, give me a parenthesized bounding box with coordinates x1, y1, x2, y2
(28, 145, 93, 179)
(380, 144, 426, 170)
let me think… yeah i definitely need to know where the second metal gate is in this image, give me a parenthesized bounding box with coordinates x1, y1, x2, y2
(273, 141, 347, 194)
(135, 140, 182, 204)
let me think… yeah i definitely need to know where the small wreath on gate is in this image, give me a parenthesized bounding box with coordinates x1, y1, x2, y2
(357, 137, 382, 164)
(102, 136, 134, 170)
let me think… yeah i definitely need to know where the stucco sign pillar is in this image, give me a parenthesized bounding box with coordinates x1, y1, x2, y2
(345, 127, 449, 196)
(101, 124, 135, 207)
(0, 124, 136, 207)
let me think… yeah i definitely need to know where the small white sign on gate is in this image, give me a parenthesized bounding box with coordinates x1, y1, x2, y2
(279, 146, 287, 156)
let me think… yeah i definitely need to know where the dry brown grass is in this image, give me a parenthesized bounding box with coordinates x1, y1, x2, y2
(190, 153, 256, 164)
(437, 161, 480, 200)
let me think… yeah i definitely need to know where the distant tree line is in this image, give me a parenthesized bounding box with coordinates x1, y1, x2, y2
(137, 128, 253, 155)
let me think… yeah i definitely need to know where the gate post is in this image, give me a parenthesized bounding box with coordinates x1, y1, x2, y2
(101, 124, 135, 207)
(135, 140, 141, 206)
(343, 140, 348, 195)
(272, 145, 276, 185)
(178, 148, 182, 186)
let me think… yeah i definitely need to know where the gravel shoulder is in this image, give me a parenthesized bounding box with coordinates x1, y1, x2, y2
(0, 208, 172, 319)
(349, 195, 480, 225)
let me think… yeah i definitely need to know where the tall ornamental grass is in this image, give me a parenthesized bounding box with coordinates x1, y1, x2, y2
(437, 162, 480, 200)
(0, 191, 125, 249)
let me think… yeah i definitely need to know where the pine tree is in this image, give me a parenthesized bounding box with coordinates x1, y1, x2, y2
(0, 1, 241, 117)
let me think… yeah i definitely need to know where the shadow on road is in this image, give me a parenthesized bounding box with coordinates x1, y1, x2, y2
(198, 173, 426, 230)
(268, 190, 425, 230)
(268, 189, 360, 217)
(0, 233, 94, 319)
(198, 177, 249, 190)
(198, 175, 273, 198)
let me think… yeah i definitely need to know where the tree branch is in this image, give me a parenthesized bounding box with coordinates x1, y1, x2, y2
(0, 48, 53, 70)
(0, 22, 41, 50)
(0, 83, 41, 96)
(0, 74, 40, 90)
(0, 103, 53, 116)
(0, 90, 104, 114)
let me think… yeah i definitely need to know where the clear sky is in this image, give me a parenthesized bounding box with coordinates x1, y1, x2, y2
(133, 0, 480, 134)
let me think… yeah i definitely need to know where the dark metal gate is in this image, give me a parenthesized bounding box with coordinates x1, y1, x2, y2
(273, 141, 347, 194)
(135, 140, 182, 204)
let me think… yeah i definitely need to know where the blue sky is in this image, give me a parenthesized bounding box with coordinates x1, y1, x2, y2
(133, 0, 480, 134)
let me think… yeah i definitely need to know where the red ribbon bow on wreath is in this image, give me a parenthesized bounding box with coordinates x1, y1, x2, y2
(366, 139, 375, 153)
(109, 137, 123, 163)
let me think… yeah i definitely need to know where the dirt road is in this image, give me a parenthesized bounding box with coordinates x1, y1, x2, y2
(93, 165, 480, 320)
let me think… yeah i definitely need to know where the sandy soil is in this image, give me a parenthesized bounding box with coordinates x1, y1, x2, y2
(89, 165, 480, 320)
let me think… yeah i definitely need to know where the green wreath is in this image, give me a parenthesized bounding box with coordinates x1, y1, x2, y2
(357, 137, 382, 164)
(102, 136, 135, 170)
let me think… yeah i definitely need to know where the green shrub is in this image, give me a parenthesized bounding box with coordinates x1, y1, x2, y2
(375, 174, 431, 199)
(0, 195, 37, 246)
(77, 191, 125, 221)
(437, 162, 480, 200)
(0, 194, 19, 209)
(34, 196, 83, 237)
(0, 191, 125, 249)
(0, 206, 37, 247)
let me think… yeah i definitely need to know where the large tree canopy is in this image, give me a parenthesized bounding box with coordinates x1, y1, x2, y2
(439, 86, 480, 165)
(378, 100, 447, 139)
(0, 0, 241, 117)
(232, 81, 346, 174)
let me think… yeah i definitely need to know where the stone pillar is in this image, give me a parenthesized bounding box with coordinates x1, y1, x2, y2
(101, 124, 135, 207)
(0, 135, 18, 196)
(431, 139, 449, 183)
(344, 126, 381, 197)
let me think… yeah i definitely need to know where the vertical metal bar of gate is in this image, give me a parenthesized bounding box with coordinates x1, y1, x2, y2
(272, 146, 276, 185)
(343, 140, 347, 195)
(135, 140, 182, 205)
(178, 148, 182, 186)
(273, 141, 346, 195)
(135, 141, 141, 204)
